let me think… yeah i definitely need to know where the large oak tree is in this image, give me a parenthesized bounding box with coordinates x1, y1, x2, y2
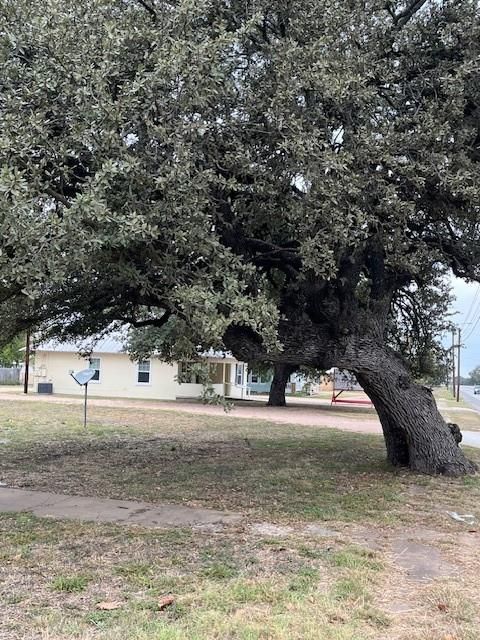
(1, 0, 479, 474)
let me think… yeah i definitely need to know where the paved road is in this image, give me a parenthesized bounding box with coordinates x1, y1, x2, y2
(463, 431, 480, 448)
(455, 386, 480, 448)
(460, 385, 480, 412)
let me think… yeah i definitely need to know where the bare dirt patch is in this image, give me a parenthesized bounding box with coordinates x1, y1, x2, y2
(391, 539, 458, 582)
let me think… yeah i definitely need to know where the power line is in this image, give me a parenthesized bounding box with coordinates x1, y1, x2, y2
(464, 311, 480, 342)
(464, 298, 480, 331)
(461, 283, 480, 328)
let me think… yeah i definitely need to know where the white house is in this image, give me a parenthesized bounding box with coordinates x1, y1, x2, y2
(33, 337, 249, 401)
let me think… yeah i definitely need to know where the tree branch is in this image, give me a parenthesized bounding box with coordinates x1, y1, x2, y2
(120, 310, 171, 329)
(134, 0, 157, 21)
(44, 186, 70, 207)
(394, 0, 429, 28)
(384, 2, 397, 20)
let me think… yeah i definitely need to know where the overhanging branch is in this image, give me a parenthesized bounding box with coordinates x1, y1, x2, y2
(119, 310, 171, 329)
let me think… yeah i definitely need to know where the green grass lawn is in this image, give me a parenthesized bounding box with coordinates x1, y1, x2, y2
(0, 399, 479, 639)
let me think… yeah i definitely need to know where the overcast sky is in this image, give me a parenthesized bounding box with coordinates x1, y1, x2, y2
(449, 276, 480, 376)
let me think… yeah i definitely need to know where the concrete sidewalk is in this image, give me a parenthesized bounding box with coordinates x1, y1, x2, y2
(0, 487, 242, 528)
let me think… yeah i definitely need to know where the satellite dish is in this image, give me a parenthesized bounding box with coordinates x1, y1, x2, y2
(70, 368, 96, 386)
(69, 369, 96, 429)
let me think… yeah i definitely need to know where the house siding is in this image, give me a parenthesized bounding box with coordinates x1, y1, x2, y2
(33, 351, 178, 400)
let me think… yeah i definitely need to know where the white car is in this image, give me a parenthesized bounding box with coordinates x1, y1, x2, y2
(474, 386, 480, 395)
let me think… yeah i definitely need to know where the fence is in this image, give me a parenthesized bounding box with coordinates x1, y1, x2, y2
(0, 367, 21, 385)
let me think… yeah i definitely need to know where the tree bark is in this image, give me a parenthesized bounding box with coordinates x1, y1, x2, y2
(347, 345, 477, 477)
(267, 363, 297, 406)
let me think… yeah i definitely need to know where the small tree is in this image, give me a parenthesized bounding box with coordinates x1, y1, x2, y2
(469, 367, 480, 386)
(0, 335, 24, 367)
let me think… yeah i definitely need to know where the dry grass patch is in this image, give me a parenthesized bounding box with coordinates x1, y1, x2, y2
(0, 512, 391, 640)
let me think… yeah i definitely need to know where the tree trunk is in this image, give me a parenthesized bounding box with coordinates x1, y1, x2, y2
(349, 346, 477, 477)
(225, 323, 477, 476)
(267, 363, 297, 406)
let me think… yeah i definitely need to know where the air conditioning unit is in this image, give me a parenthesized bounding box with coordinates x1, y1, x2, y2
(37, 383, 53, 394)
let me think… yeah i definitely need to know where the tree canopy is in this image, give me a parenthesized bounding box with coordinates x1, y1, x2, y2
(1, 0, 479, 475)
(1, 0, 478, 343)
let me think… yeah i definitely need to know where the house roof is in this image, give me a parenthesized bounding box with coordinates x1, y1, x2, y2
(36, 338, 239, 361)
(36, 336, 126, 354)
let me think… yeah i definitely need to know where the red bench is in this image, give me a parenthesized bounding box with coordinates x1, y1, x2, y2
(331, 390, 373, 406)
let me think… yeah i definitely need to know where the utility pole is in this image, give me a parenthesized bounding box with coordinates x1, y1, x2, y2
(456, 327, 461, 403)
(23, 329, 30, 394)
(451, 328, 456, 398)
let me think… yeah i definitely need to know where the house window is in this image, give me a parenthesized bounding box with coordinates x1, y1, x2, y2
(251, 374, 258, 383)
(137, 360, 151, 384)
(235, 364, 244, 386)
(88, 357, 100, 381)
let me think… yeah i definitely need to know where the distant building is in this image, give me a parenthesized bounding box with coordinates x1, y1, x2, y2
(247, 370, 332, 395)
(246, 371, 273, 395)
(33, 337, 249, 401)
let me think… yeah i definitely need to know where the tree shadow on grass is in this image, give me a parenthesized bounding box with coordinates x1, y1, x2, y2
(0, 429, 408, 523)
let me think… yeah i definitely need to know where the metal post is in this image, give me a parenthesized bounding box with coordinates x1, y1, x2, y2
(451, 328, 456, 398)
(456, 328, 461, 403)
(23, 329, 30, 394)
(84, 383, 88, 428)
